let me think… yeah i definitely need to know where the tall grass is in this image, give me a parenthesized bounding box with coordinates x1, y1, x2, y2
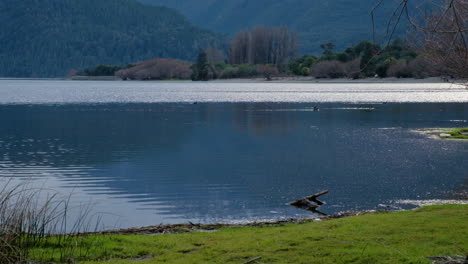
(0, 181, 103, 263)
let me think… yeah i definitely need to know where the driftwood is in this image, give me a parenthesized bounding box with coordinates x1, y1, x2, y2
(83, 209, 381, 236)
(288, 190, 329, 215)
(427, 255, 468, 264)
(242, 256, 262, 264)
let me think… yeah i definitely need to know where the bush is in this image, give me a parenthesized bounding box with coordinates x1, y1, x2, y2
(257, 65, 279, 80)
(310, 60, 346, 78)
(343, 59, 361, 78)
(386, 60, 413, 78)
(218, 64, 258, 79)
(116, 58, 192, 80)
(80, 64, 133, 76)
(375, 57, 397, 78)
(407, 56, 437, 79)
(288, 56, 317, 76)
(381, 56, 438, 79)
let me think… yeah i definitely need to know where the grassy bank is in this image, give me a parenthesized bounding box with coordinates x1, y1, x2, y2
(444, 128, 468, 139)
(415, 128, 468, 140)
(29, 205, 468, 264)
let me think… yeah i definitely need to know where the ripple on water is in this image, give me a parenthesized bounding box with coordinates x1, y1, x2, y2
(0, 100, 467, 228)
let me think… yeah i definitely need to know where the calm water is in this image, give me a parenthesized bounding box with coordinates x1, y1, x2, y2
(0, 80, 467, 229)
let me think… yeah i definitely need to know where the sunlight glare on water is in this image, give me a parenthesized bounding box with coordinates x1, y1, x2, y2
(0, 80, 467, 103)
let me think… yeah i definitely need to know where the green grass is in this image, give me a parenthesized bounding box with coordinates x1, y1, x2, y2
(445, 128, 468, 139)
(29, 205, 468, 264)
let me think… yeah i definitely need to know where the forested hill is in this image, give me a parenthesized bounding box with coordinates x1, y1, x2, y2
(0, 0, 220, 77)
(140, 0, 402, 54)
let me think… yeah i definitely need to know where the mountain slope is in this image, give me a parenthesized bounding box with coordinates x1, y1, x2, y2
(0, 0, 220, 77)
(140, 0, 402, 54)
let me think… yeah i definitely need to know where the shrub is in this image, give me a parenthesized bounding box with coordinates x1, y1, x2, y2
(116, 58, 192, 80)
(407, 56, 437, 79)
(343, 59, 361, 78)
(375, 57, 397, 78)
(257, 65, 279, 80)
(288, 55, 317, 76)
(310, 60, 346, 78)
(80, 64, 133, 76)
(218, 64, 258, 79)
(387, 60, 413, 78)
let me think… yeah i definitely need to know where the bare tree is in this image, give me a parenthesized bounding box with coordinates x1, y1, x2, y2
(422, 0, 468, 79)
(205, 45, 225, 65)
(229, 26, 298, 69)
(373, 0, 467, 80)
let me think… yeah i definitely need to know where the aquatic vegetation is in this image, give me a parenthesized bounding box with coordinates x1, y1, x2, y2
(445, 128, 468, 139)
(414, 128, 468, 140)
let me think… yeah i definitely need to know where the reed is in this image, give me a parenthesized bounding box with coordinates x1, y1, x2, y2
(0, 181, 103, 263)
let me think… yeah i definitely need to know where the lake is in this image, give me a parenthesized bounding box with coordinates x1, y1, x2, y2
(0, 80, 467, 230)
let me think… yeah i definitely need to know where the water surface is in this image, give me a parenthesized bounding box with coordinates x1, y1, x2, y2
(0, 80, 467, 103)
(0, 80, 467, 229)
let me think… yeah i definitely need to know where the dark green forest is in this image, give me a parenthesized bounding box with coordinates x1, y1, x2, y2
(0, 0, 220, 77)
(140, 0, 404, 54)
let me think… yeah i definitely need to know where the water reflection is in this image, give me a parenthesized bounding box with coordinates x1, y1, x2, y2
(0, 103, 467, 228)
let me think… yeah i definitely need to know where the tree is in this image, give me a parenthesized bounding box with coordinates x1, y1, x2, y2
(357, 41, 380, 76)
(420, 0, 468, 79)
(320, 42, 336, 59)
(191, 51, 210, 81)
(373, 0, 468, 80)
(228, 26, 298, 69)
(205, 46, 225, 65)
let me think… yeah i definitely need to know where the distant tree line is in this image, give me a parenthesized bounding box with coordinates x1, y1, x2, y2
(116, 58, 192, 80)
(77, 64, 134, 77)
(288, 40, 436, 79)
(76, 20, 460, 81)
(79, 39, 439, 81)
(191, 51, 279, 81)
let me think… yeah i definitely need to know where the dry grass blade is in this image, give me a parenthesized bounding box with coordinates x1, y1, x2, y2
(0, 181, 103, 263)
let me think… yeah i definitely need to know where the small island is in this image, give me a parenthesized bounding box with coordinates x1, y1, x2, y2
(415, 127, 468, 140)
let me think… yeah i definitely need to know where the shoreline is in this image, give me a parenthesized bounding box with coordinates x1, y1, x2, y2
(209, 76, 455, 84)
(8, 76, 459, 84)
(92, 210, 385, 236)
(92, 198, 468, 235)
(26, 204, 468, 264)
